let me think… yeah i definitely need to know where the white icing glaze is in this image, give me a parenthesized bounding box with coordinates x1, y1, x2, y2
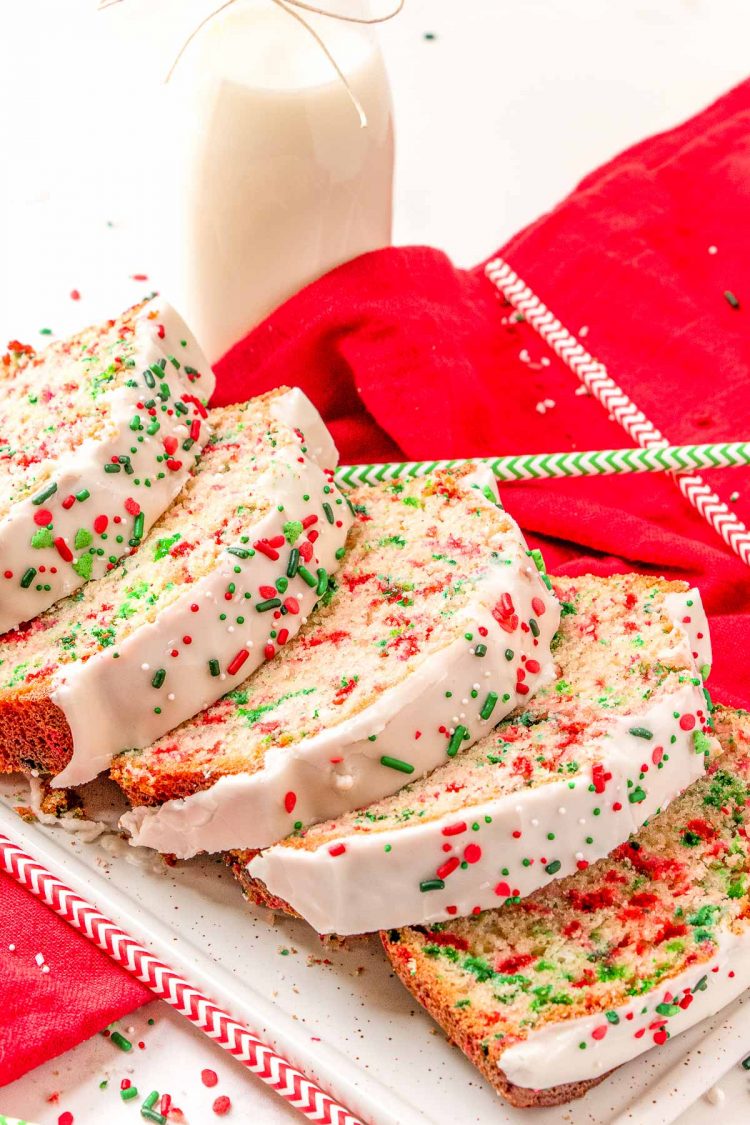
(246, 678, 713, 934)
(0, 301, 215, 634)
(245, 586, 713, 933)
(51, 390, 351, 786)
(121, 499, 560, 856)
(498, 925, 750, 1090)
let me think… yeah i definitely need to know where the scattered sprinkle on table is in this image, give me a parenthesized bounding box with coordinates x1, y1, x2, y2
(724, 290, 741, 309)
(201, 1068, 219, 1087)
(213, 1095, 232, 1115)
(70, 289, 81, 301)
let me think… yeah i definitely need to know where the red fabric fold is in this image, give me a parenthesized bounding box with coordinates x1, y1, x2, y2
(4, 76, 750, 1085)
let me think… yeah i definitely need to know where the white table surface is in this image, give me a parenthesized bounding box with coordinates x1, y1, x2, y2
(1, 1, 750, 1121)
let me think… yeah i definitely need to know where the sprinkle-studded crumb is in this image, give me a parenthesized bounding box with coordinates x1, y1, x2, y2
(380, 706, 750, 1107)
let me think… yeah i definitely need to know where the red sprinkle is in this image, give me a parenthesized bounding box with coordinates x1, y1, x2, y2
(124, 497, 140, 516)
(263, 642, 275, 660)
(212, 1095, 232, 1116)
(34, 508, 53, 526)
(436, 857, 460, 880)
(464, 844, 482, 864)
(54, 537, 73, 563)
(254, 540, 279, 561)
(58, 1114, 74, 1125)
(227, 649, 249, 676)
(94, 515, 108, 534)
(531, 596, 546, 616)
(329, 843, 346, 857)
(284, 792, 297, 814)
(201, 1069, 219, 1088)
(62, 494, 75, 510)
(442, 821, 467, 837)
(679, 714, 696, 731)
(70, 289, 81, 301)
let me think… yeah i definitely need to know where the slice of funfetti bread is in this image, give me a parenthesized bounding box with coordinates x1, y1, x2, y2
(0, 387, 350, 786)
(0, 299, 214, 632)
(381, 706, 750, 1108)
(115, 471, 560, 856)
(241, 574, 717, 934)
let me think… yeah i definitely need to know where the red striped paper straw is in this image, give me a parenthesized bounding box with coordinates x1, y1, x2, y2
(485, 257, 750, 567)
(0, 834, 363, 1125)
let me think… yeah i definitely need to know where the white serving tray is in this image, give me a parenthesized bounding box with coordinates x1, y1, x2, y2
(2, 775, 749, 1125)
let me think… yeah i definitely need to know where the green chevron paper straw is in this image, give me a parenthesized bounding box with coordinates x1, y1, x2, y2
(334, 441, 750, 487)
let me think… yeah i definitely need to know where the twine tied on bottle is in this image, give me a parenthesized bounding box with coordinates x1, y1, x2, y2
(98, 0, 405, 127)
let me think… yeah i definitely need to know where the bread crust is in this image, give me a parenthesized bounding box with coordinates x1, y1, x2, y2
(0, 693, 72, 776)
(380, 929, 608, 1108)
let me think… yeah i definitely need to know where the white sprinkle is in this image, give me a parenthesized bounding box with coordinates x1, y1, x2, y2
(227, 625, 235, 633)
(8, 943, 15, 952)
(519, 348, 530, 363)
(141, 663, 149, 672)
(333, 774, 354, 791)
(167, 693, 175, 701)
(35, 952, 45, 967)
(530, 818, 539, 828)
(472, 683, 480, 691)
(578, 817, 586, 825)
(575, 851, 584, 861)
(708, 245, 718, 255)
(574, 386, 590, 397)
(42, 964, 50, 974)
(705, 1086, 725, 1105)
(461, 698, 469, 706)
(579, 325, 589, 337)
(541, 356, 551, 367)
(558, 807, 566, 816)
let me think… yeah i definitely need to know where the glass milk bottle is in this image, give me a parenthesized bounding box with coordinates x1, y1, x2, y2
(159, 0, 394, 361)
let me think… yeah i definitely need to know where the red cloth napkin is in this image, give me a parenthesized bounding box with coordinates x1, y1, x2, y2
(4, 77, 750, 1086)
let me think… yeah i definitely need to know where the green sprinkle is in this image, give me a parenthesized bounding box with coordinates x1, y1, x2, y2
(420, 878, 445, 893)
(693, 729, 713, 755)
(335, 546, 346, 560)
(605, 1011, 620, 1025)
(529, 618, 540, 637)
(545, 860, 561, 875)
(142, 1091, 160, 1111)
(75, 488, 90, 502)
(227, 547, 251, 558)
(141, 1111, 166, 1125)
(104, 463, 121, 473)
(629, 727, 653, 740)
(725, 290, 741, 309)
(322, 502, 334, 524)
(255, 598, 281, 612)
(480, 691, 498, 720)
(297, 565, 316, 587)
(133, 511, 145, 540)
(20, 567, 37, 588)
(121, 1086, 139, 1101)
(447, 725, 468, 757)
(151, 668, 166, 689)
(628, 786, 647, 804)
(287, 547, 300, 577)
(31, 482, 58, 505)
(111, 1030, 132, 1052)
(316, 568, 328, 596)
(741, 1055, 750, 1070)
(380, 755, 415, 775)
(474, 643, 487, 657)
